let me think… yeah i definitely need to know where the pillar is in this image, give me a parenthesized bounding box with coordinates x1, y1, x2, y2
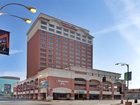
(86, 80, 90, 99)
(100, 82, 103, 100)
(112, 84, 114, 100)
(71, 90, 75, 100)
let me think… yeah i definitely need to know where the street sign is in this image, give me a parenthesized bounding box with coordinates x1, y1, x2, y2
(124, 72, 132, 81)
(0, 29, 10, 55)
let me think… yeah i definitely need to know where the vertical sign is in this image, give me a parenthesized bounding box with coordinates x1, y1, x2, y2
(124, 72, 132, 81)
(0, 29, 10, 55)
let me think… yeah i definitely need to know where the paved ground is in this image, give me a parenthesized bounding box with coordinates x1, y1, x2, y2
(0, 99, 140, 105)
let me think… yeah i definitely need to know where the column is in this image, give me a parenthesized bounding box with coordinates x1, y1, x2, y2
(86, 80, 90, 100)
(100, 82, 103, 100)
(112, 84, 114, 100)
(71, 89, 75, 100)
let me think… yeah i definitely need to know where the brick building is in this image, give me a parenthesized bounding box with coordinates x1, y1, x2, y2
(27, 13, 93, 78)
(13, 13, 124, 100)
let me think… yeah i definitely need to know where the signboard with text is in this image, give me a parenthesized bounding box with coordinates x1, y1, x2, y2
(0, 29, 10, 55)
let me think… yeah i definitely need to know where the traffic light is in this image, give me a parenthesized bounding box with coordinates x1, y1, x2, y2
(102, 77, 106, 82)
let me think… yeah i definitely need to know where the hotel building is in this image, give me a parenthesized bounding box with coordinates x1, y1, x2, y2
(13, 13, 125, 100)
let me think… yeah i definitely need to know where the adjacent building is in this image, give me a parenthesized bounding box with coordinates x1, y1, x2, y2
(13, 13, 125, 100)
(127, 89, 140, 99)
(0, 76, 20, 96)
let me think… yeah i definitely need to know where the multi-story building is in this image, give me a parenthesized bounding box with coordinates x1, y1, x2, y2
(27, 13, 93, 78)
(13, 13, 125, 100)
(0, 76, 20, 96)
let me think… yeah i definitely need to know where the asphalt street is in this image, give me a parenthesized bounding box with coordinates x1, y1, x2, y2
(0, 98, 140, 105)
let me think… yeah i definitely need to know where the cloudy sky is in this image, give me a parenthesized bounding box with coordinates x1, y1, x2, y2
(0, 0, 140, 88)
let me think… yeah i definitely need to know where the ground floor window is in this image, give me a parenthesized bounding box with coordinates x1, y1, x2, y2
(89, 94, 99, 100)
(114, 95, 121, 99)
(53, 93, 71, 100)
(75, 94, 86, 100)
(102, 95, 112, 100)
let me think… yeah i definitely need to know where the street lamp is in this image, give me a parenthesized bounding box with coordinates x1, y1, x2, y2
(0, 3, 37, 13)
(115, 63, 130, 102)
(0, 3, 37, 23)
(0, 12, 32, 24)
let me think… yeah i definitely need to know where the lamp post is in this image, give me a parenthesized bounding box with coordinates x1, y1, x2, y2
(115, 63, 130, 102)
(0, 3, 37, 23)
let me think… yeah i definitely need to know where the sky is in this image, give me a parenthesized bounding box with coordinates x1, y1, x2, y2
(0, 0, 140, 89)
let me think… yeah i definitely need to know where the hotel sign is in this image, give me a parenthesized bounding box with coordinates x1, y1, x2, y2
(0, 29, 10, 55)
(58, 80, 69, 86)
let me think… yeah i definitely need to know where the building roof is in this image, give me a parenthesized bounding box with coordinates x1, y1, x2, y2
(0, 76, 20, 80)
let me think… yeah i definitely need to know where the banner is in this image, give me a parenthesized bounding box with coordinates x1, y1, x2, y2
(0, 29, 10, 55)
(124, 72, 132, 81)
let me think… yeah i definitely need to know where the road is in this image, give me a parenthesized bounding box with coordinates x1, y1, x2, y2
(0, 99, 139, 105)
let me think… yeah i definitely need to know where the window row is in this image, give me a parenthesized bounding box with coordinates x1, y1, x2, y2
(40, 23, 92, 44)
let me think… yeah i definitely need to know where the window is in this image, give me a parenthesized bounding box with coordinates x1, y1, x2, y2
(88, 36, 92, 40)
(56, 26, 62, 30)
(41, 25, 47, 30)
(40, 48, 46, 52)
(70, 31, 75, 35)
(41, 21, 47, 25)
(76, 33, 81, 37)
(88, 40, 92, 44)
(56, 60, 61, 64)
(49, 28, 54, 32)
(76, 37, 81, 40)
(64, 33, 68, 36)
(48, 59, 52, 62)
(63, 57, 68, 61)
(70, 35, 75, 38)
(63, 28, 69, 32)
(40, 52, 46, 56)
(49, 24, 55, 28)
(69, 55, 74, 59)
(82, 39, 86, 42)
(40, 62, 46, 66)
(40, 58, 46, 62)
(40, 43, 46, 48)
(69, 59, 74, 62)
(56, 30, 62, 34)
(76, 60, 80, 63)
(63, 53, 68, 57)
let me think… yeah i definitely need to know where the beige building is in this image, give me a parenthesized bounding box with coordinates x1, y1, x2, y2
(14, 66, 124, 100)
